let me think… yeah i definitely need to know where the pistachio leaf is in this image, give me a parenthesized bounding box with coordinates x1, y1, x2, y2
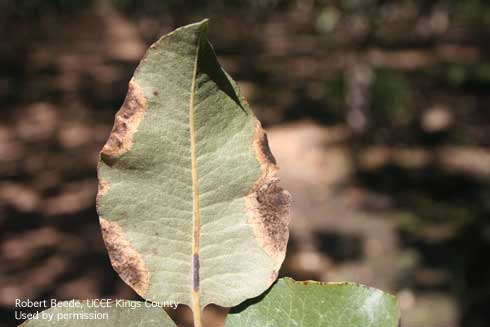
(96, 18, 291, 317)
(226, 278, 401, 327)
(20, 301, 176, 326)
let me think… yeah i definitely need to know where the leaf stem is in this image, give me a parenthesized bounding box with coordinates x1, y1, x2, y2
(192, 305, 202, 327)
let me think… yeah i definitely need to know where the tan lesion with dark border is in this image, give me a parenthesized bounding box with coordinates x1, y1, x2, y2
(99, 218, 150, 296)
(101, 80, 147, 165)
(245, 120, 291, 270)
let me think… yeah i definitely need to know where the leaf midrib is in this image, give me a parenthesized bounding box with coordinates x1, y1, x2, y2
(189, 25, 203, 325)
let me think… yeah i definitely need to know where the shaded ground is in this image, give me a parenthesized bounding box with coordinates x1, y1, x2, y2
(1, 1, 490, 326)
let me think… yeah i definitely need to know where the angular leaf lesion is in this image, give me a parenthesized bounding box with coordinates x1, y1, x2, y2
(246, 120, 291, 266)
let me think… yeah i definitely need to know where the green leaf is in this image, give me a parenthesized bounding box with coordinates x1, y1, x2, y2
(20, 301, 175, 326)
(226, 278, 401, 327)
(96, 18, 291, 320)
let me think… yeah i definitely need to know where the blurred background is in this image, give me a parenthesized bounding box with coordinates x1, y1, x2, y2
(1, 0, 489, 326)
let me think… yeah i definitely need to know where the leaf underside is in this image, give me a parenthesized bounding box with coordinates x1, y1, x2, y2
(20, 301, 175, 327)
(226, 278, 401, 327)
(96, 19, 291, 311)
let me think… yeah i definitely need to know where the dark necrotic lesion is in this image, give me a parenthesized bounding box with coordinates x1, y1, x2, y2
(254, 180, 290, 254)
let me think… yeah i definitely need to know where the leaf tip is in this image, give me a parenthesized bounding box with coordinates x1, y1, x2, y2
(196, 18, 209, 43)
(185, 18, 209, 37)
(198, 18, 210, 27)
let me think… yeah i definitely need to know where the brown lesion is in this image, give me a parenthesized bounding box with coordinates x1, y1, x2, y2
(256, 130, 277, 165)
(252, 121, 277, 170)
(96, 179, 109, 207)
(101, 80, 147, 165)
(246, 119, 291, 265)
(99, 218, 150, 296)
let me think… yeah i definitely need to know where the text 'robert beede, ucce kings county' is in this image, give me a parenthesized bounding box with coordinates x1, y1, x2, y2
(15, 299, 179, 309)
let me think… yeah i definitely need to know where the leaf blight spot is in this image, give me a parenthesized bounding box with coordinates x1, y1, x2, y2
(246, 120, 291, 268)
(99, 218, 150, 296)
(101, 80, 147, 166)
